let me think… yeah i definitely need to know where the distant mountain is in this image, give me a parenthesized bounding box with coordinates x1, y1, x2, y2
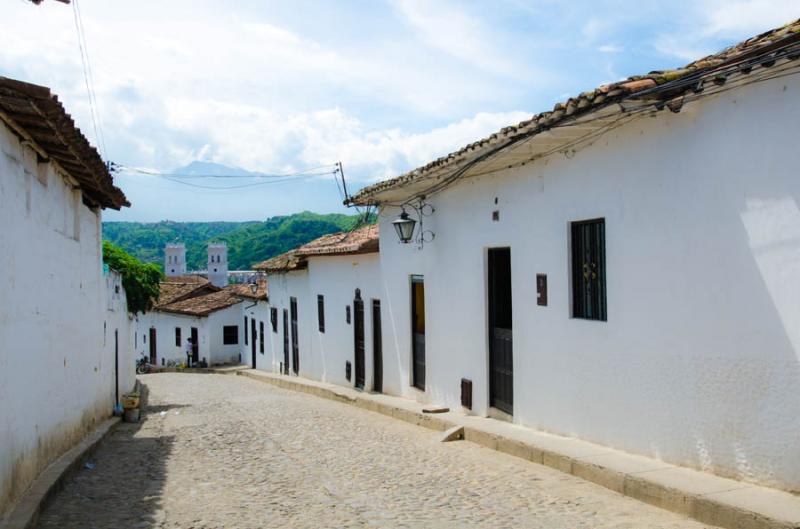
(172, 161, 257, 177)
(103, 211, 373, 270)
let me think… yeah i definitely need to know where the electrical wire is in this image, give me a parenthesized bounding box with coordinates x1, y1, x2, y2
(71, 0, 106, 157)
(117, 163, 338, 179)
(372, 38, 800, 208)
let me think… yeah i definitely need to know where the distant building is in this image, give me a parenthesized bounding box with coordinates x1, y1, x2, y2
(164, 243, 187, 277)
(0, 76, 132, 515)
(207, 242, 228, 287)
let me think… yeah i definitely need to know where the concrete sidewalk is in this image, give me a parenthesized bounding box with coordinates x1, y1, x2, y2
(238, 369, 800, 529)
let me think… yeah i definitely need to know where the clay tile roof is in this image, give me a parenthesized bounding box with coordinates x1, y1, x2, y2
(157, 289, 242, 317)
(348, 18, 800, 205)
(294, 224, 379, 257)
(0, 77, 128, 209)
(252, 250, 308, 273)
(226, 279, 268, 300)
(156, 278, 215, 307)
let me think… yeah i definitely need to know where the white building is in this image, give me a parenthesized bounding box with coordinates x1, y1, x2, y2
(341, 22, 800, 493)
(0, 77, 132, 515)
(164, 243, 187, 277)
(253, 225, 381, 388)
(135, 275, 244, 366)
(232, 280, 269, 370)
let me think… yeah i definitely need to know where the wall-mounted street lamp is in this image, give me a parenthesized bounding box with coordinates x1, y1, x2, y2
(249, 282, 259, 295)
(392, 208, 417, 244)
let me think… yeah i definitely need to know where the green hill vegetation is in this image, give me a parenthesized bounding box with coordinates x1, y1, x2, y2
(103, 211, 373, 270)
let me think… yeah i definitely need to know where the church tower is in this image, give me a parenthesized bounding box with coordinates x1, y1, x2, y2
(164, 243, 186, 277)
(207, 242, 228, 287)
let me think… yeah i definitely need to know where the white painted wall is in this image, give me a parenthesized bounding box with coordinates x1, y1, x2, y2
(376, 72, 800, 491)
(241, 299, 270, 370)
(206, 303, 243, 365)
(0, 121, 131, 514)
(264, 270, 310, 375)
(102, 269, 136, 406)
(135, 302, 243, 367)
(306, 253, 382, 388)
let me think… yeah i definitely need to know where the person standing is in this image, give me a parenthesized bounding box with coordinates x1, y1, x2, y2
(184, 337, 193, 367)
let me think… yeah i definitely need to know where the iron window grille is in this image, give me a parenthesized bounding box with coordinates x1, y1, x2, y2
(317, 295, 325, 333)
(223, 325, 239, 345)
(175, 327, 181, 347)
(259, 321, 265, 353)
(270, 308, 278, 333)
(571, 218, 607, 321)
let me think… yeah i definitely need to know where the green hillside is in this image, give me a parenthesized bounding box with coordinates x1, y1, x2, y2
(103, 211, 372, 270)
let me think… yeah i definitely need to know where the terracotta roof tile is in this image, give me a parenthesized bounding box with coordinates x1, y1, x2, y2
(0, 77, 128, 209)
(348, 18, 800, 205)
(294, 224, 379, 256)
(157, 289, 242, 317)
(156, 277, 214, 307)
(252, 250, 308, 273)
(226, 279, 268, 300)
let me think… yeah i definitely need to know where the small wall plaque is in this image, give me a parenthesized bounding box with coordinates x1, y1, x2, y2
(536, 274, 548, 306)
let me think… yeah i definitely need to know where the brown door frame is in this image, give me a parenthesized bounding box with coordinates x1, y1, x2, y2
(411, 276, 425, 391)
(149, 327, 157, 365)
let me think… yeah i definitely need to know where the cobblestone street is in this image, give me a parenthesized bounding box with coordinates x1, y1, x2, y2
(36, 374, 714, 528)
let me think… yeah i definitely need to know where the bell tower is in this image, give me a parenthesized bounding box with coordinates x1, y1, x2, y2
(207, 242, 228, 287)
(164, 243, 186, 277)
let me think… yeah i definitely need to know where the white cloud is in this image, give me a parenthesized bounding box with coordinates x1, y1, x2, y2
(390, 0, 524, 77)
(654, 0, 799, 60)
(598, 44, 623, 53)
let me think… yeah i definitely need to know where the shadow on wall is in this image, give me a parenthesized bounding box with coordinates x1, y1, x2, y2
(33, 383, 175, 529)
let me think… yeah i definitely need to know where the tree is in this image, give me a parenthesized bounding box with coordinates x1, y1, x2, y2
(103, 240, 163, 314)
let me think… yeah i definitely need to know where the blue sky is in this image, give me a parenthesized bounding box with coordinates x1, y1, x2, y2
(3, 0, 798, 221)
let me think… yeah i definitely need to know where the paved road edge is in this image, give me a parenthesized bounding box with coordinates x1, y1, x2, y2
(236, 369, 800, 529)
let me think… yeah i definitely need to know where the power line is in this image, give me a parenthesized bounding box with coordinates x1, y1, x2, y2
(116, 163, 338, 179)
(71, 0, 106, 157)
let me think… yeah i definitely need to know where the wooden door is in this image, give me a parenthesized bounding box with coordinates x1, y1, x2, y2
(488, 248, 513, 415)
(353, 290, 365, 389)
(282, 309, 289, 374)
(290, 298, 299, 374)
(191, 327, 199, 364)
(251, 318, 257, 369)
(149, 327, 157, 365)
(372, 299, 382, 393)
(411, 276, 425, 390)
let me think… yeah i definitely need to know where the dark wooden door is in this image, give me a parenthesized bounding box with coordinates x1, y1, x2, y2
(290, 297, 299, 374)
(282, 309, 289, 374)
(251, 318, 257, 368)
(353, 290, 365, 389)
(411, 277, 425, 390)
(149, 327, 157, 365)
(372, 299, 382, 393)
(114, 330, 119, 406)
(488, 248, 513, 414)
(191, 327, 199, 363)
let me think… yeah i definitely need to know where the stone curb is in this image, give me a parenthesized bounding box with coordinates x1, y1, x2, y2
(0, 417, 119, 529)
(236, 369, 800, 529)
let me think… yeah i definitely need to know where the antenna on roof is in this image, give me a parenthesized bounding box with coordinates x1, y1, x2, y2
(337, 161, 350, 203)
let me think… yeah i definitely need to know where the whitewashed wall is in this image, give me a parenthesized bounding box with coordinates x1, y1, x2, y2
(264, 270, 310, 375)
(377, 72, 800, 491)
(241, 300, 270, 370)
(103, 269, 136, 406)
(305, 254, 382, 388)
(0, 122, 125, 514)
(135, 303, 242, 367)
(206, 303, 243, 365)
